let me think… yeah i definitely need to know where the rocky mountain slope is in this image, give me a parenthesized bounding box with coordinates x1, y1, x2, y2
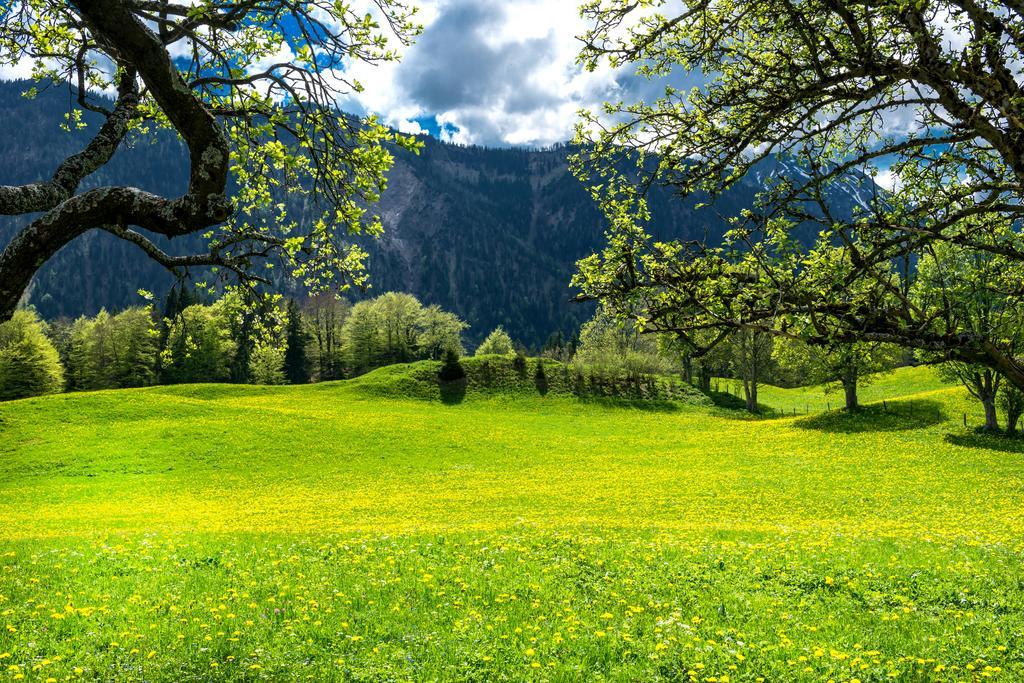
(0, 80, 873, 346)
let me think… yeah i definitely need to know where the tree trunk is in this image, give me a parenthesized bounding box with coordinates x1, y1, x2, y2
(682, 356, 693, 384)
(843, 378, 859, 412)
(744, 380, 758, 413)
(983, 395, 999, 431)
(698, 370, 711, 393)
(1007, 413, 1020, 436)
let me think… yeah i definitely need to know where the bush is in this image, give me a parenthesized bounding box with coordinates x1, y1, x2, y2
(0, 310, 64, 401)
(571, 308, 675, 380)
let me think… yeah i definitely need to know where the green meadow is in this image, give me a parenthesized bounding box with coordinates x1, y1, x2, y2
(1, 362, 1023, 681)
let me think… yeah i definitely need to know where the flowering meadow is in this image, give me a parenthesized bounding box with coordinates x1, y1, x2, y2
(1, 366, 1023, 681)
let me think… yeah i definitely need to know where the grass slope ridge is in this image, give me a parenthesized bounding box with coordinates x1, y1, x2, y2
(754, 365, 951, 412)
(1, 364, 1022, 680)
(343, 354, 712, 406)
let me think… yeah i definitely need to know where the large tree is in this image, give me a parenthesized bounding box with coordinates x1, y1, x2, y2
(573, 0, 1024, 390)
(0, 0, 421, 320)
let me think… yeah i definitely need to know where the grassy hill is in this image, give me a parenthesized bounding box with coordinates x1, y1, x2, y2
(728, 365, 951, 414)
(1, 362, 1022, 680)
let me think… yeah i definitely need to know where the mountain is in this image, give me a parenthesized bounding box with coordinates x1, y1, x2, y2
(0, 80, 874, 347)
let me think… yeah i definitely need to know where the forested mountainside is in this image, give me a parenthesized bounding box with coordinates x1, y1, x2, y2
(0, 80, 875, 347)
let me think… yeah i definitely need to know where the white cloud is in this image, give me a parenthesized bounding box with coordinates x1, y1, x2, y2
(0, 57, 34, 81)
(873, 167, 902, 192)
(339, 0, 625, 147)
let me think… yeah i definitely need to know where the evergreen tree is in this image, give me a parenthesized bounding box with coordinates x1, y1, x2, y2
(0, 310, 64, 400)
(162, 287, 180, 321)
(512, 349, 527, 374)
(476, 327, 515, 356)
(283, 299, 310, 384)
(113, 307, 159, 388)
(534, 358, 549, 394)
(66, 307, 158, 390)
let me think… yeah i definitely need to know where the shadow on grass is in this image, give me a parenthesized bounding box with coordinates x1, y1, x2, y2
(145, 384, 279, 401)
(793, 399, 945, 433)
(576, 396, 682, 413)
(709, 390, 747, 411)
(706, 390, 783, 420)
(945, 430, 1024, 454)
(439, 378, 467, 405)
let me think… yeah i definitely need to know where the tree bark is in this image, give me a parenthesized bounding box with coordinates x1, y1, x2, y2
(842, 378, 859, 412)
(0, 0, 232, 321)
(681, 355, 693, 384)
(698, 369, 711, 393)
(983, 396, 999, 432)
(744, 380, 758, 413)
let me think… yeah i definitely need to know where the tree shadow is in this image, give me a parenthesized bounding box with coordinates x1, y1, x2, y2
(793, 399, 945, 433)
(705, 390, 781, 419)
(944, 430, 1024, 454)
(576, 397, 681, 413)
(708, 390, 747, 411)
(438, 377, 467, 405)
(534, 362, 549, 396)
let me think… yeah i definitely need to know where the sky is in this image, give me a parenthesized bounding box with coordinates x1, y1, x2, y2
(0, 0, 947, 175)
(0, 0, 639, 148)
(338, 0, 666, 148)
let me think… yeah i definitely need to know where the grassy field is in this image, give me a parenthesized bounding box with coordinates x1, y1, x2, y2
(1, 362, 1023, 681)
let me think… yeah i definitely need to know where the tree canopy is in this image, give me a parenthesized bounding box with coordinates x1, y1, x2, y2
(0, 0, 422, 320)
(572, 0, 1024, 391)
(0, 309, 64, 400)
(341, 292, 466, 374)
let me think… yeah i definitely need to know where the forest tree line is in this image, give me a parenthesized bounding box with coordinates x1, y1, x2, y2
(0, 290, 468, 399)
(1, 287, 1014, 432)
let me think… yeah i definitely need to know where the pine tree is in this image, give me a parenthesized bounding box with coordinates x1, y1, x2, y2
(162, 287, 180, 321)
(283, 299, 310, 384)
